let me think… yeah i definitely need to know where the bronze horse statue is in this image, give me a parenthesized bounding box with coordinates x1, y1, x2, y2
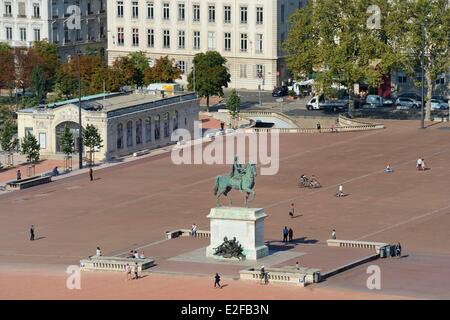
(213, 163, 257, 207)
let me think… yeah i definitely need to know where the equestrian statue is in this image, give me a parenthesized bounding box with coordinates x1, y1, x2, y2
(213, 156, 257, 207)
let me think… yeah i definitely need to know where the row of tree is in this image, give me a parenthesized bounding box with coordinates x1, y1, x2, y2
(284, 0, 449, 120)
(0, 120, 102, 168)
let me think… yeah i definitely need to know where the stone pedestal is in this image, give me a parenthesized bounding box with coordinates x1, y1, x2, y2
(206, 207, 269, 260)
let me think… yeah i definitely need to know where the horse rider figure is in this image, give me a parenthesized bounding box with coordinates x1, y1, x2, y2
(230, 156, 244, 190)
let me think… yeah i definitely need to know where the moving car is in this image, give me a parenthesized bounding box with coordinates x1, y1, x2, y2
(272, 86, 289, 97)
(306, 96, 348, 112)
(395, 97, 420, 110)
(363, 95, 394, 108)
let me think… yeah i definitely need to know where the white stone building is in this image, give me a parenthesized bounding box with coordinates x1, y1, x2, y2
(107, 0, 306, 90)
(0, 0, 107, 60)
(16, 91, 199, 162)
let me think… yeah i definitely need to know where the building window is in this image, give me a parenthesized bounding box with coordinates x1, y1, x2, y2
(147, 29, 154, 47)
(178, 30, 185, 49)
(177, 61, 186, 74)
(126, 121, 133, 147)
(173, 111, 179, 130)
(18, 2, 26, 17)
(240, 33, 247, 52)
(136, 119, 143, 145)
(132, 28, 139, 46)
(117, 1, 124, 17)
(193, 31, 200, 49)
(5, 2, 12, 16)
(52, 25, 58, 43)
(224, 32, 231, 51)
(39, 133, 46, 149)
(239, 64, 247, 78)
(163, 3, 170, 20)
(256, 34, 263, 53)
(207, 32, 216, 50)
(155, 115, 161, 140)
(398, 73, 407, 83)
(163, 30, 170, 48)
(34, 29, 41, 41)
(147, 2, 154, 19)
(178, 3, 185, 21)
(117, 27, 124, 46)
(20, 28, 27, 41)
(132, 1, 139, 18)
(281, 4, 285, 23)
(164, 113, 170, 138)
(33, 4, 40, 17)
(240, 6, 247, 24)
(256, 7, 263, 24)
(208, 5, 215, 23)
(255, 64, 264, 79)
(193, 4, 200, 22)
(25, 127, 33, 137)
(145, 118, 152, 143)
(117, 123, 123, 149)
(6, 27, 12, 40)
(224, 6, 231, 23)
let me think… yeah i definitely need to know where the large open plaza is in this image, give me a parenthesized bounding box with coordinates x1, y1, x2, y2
(1, 119, 450, 299)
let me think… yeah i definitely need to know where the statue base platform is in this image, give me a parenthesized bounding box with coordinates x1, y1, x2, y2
(206, 207, 269, 260)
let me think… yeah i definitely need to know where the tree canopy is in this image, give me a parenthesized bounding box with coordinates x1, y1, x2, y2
(187, 51, 231, 111)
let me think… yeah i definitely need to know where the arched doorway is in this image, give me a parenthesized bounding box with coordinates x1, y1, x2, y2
(55, 121, 81, 153)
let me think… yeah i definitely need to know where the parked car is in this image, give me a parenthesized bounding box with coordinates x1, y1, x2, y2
(272, 86, 289, 97)
(398, 92, 422, 101)
(363, 95, 394, 108)
(431, 99, 449, 110)
(395, 97, 420, 109)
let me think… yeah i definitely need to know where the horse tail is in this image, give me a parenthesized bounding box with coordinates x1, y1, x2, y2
(213, 176, 220, 195)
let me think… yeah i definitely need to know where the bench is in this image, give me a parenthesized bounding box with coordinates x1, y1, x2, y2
(6, 175, 52, 191)
(80, 256, 155, 272)
(133, 149, 150, 157)
(327, 239, 389, 254)
(239, 267, 321, 286)
(165, 228, 211, 239)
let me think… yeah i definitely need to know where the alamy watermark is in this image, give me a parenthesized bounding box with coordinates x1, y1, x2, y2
(367, 5, 382, 30)
(366, 265, 381, 290)
(171, 121, 280, 175)
(66, 265, 81, 290)
(66, 5, 81, 30)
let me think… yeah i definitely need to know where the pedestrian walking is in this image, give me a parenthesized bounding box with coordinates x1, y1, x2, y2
(125, 263, 132, 281)
(416, 157, 423, 171)
(134, 262, 139, 279)
(336, 184, 344, 197)
(140, 251, 145, 259)
(296, 261, 300, 270)
(96, 246, 102, 256)
(288, 228, 294, 242)
(317, 122, 321, 132)
(17, 169, 22, 181)
(30, 225, 35, 241)
(331, 229, 336, 240)
(191, 223, 198, 237)
(260, 266, 265, 284)
(283, 226, 289, 243)
(214, 273, 221, 288)
(396, 242, 402, 257)
(220, 122, 225, 131)
(263, 271, 269, 285)
(89, 167, 94, 181)
(289, 203, 295, 218)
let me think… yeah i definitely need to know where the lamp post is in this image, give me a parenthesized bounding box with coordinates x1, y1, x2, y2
(420, 22, 425, 129)
(77, 49, 83, 169)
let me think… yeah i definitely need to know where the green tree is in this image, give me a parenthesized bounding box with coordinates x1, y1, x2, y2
(0, 43, 15, 92)
(187, 51, 231, 111)
(32, 40, 60, 92)
(389, 0, 449, 121)
(60, 125, 75, 156)
(31, 66, 45, 101)
(143, 56, 182, 84)
(0, 120, 18, 165)
(83, 124, 103, 166)
(284, 0, 402, 115)
(20, 132, 40, 164)
(129, 52, 150, 87)
(226, 89, 241, 129)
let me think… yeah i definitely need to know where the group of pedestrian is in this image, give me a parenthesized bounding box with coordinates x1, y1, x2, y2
(128, 250, 145, 259)
(282, 226, 294, 243)
(125, 262, 140, 280)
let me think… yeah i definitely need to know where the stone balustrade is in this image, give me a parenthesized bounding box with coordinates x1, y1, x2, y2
(327, 239, 388, 254)
(80, 256, 155, 272)
(240, 267, 321, 286)
(165, 229, 211, 239)
(6, 176, 52, 191)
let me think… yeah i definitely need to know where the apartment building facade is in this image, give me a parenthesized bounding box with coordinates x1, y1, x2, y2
(107, 0, 305, 90)
(0, 0, 107, 60)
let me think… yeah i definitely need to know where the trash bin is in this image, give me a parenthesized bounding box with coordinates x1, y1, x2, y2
(385, 245, 391, 257)
(313, 271, 321, 283)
